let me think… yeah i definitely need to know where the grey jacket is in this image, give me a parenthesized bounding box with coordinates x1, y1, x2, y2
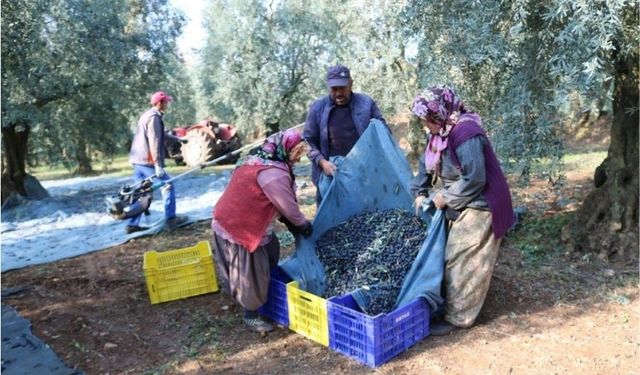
(129, 108, 166, 167)
(411, 135, 489, 211)
(303, 92, 386, 185)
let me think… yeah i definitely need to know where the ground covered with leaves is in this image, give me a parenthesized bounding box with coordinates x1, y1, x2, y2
(2, 146, 638, 374)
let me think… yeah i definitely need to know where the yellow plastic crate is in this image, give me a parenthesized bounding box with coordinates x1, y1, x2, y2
(143, 241, 219, 304)
(286, 281, 329, 346)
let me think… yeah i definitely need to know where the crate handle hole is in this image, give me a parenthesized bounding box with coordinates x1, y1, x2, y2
(342, 312, 358, 320)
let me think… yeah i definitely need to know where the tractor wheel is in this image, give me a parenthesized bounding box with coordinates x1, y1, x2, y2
(181, 129, 215, 167)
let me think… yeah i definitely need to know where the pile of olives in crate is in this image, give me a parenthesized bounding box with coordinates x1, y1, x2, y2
(316, 209, 427, 315)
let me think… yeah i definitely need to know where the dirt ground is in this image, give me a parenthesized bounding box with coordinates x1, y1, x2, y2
(2, 139, 639, 374)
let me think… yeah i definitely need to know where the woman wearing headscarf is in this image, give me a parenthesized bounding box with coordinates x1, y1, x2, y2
(211, 128, 312, 333)
(410, 86, 514, 335)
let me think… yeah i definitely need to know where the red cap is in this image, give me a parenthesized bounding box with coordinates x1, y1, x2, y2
(150, 91, 173, 105)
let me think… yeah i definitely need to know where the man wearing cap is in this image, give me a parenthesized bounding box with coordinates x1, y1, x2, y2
(127, 91, 188, 234)
(303, 64, 387, 204)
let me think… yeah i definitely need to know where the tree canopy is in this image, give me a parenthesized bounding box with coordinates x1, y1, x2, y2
(2, 0, 195, 172)
(402, 0, 638, 180)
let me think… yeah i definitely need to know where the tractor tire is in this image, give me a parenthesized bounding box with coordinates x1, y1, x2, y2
(181, 129, 215, 167)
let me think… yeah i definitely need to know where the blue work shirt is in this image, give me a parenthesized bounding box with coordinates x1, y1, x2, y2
(303, 92, 387, 185)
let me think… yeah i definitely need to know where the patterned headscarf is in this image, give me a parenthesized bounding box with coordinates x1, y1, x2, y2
(412, 86, 465, 172)
(241, 128, 303, 166)
(412, 85, 464, 135)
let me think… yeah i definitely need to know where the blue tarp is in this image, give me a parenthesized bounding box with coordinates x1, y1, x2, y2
(1, 304, 82, 375)
(280, 120, 445, 312)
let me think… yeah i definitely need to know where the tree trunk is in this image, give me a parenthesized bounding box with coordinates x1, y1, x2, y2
(407, 115, 424, 162)
(1, 122, 49, 206)
(567, 54, 639, 261)
(265, 120, 280, 136)
(2, 122, 30, 197)
(74, 137, 94, 175)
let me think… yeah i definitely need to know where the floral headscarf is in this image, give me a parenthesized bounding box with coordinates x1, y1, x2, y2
(412, 85, 464, 136)
(412, 86, 465, 172)
(241, 128, 303, 167)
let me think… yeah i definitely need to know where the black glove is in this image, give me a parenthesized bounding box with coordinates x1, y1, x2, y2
(298, 221, 313, 238)
(279, 217, 313, 238)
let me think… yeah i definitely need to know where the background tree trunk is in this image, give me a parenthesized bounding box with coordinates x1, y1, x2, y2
(1, 122, 49, 206)
(265, 120, 280, 136)
(2, 123, 30, 197)
(74, 137, 94, 175)
(567, 54, 639, 261)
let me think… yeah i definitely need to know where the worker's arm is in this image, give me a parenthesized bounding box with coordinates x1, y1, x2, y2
(303, 102, 325, 167)
(410, 149, 433, 198)
(258, 170, 308, 226)
(370, 99, 388, 128)
(410, 152, 434, 214)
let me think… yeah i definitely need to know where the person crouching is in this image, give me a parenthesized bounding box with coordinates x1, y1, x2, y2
(211, 129, 312, 333)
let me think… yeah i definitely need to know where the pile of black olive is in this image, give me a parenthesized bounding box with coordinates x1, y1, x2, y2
(316, 209, 427, 315)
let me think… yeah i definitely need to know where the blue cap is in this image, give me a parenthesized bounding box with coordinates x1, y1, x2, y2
(326, 65, 351, 87)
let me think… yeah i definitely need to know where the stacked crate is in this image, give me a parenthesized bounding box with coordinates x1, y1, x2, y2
(259, 267, 431, 367)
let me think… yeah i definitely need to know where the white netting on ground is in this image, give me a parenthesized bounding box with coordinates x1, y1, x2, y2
(1, 170, 231, 272)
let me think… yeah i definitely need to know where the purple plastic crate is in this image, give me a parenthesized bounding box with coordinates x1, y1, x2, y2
(328, 294, 430, 367)
(258, 267, 291, 326)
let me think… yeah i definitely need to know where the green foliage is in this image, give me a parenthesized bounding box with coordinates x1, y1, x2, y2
(181, 310, 231, 358)
(512, 212, 573, 263)
(275, 229, 295, 249)
(27, 153, 199, 180)
(198, 0, 419, 137)
(2, 0, 196, 171)
(402, 0, 638, 181)
(6, 0, 636, 177)
(198, 0, 343, 135)
(336, 0, 418, 117)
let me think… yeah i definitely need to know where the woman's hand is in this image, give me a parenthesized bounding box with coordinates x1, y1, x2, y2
(413, 195, 426, 215)
(433, 193, 447, 209)
(319, 159, 337, 176)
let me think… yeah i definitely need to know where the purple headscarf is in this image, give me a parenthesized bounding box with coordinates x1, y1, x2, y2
(412, 86, 465, 171)
(241, 128, 303, 167)
(258, 128, 302, 161)
(412, 85, 464, 128)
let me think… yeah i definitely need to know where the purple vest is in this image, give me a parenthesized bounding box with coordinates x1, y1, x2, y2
(448, 113, 515, 239)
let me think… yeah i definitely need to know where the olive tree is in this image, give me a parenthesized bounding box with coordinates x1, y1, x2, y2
(199, 0, 344, 136)
(402, 0, 638, 258)
(1, 0, 192, 203)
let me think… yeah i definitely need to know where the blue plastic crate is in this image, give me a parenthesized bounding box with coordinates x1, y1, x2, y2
(258, 267, 291, 326)
(328, 294, 430, 367)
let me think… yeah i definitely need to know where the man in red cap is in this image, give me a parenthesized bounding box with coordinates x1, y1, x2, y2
(127, 91, 188, 234)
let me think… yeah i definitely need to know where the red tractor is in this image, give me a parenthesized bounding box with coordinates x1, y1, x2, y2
(165, 119, 242, 167)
